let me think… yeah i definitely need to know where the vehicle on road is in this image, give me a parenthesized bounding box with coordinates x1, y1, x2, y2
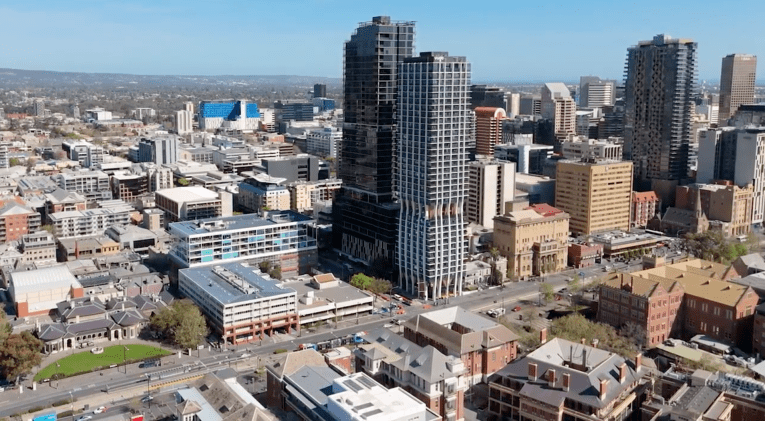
(75, 416, 93, 421)
(392, 294, 402, 301)
(139, 360, 160, 369)
(392, 318, 404, 325)
(512, 306, 522, 312)
(141, 395, 154, 403)
(486, 308, 506, 318)
(93, 406, 106, 414)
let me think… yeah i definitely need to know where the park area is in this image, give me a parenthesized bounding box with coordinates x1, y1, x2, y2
(34, 344, 170, 381)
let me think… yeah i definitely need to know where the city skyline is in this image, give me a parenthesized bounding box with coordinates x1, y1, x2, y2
(1, 1, 763, 82)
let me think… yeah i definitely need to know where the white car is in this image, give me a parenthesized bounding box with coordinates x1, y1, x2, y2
(392, 294, 402, 301)
(93, 406, 106, 414)
(76, 416, 93, 421)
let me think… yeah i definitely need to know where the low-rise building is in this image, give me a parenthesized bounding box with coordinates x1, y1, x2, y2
(53, 170, 112, 202)
(568, 242, 604, 268)
(356, 328, 468, 421)
(493, 202, 569, 280)
(488, 337, 648, 421)
(168, 211, 318, 275)
(598, 259, 757, 348)
(155, 186, 230, 224)
(57, 236, 121, 261)
(287, 179, 342, 213)
(238, 175, 290, 212)
(281, 274, 373, 327)
(9, 264, 83, 317)
(48, 201, 133, 239)
(174, 372, 275, 421)
(0, 201, 41, 242)
(403, 306, 519, 385)
(43, 189, 87, 219)
(179, 262, 298, 345)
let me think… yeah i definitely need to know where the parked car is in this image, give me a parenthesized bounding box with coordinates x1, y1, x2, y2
(392, 294, 403, 301)
(93, 406, 106, 414)
(512, 306, 522, 312)
(75, 416, 93, 421)
(139, 360, 159, 369)
(141, 395, 154, 403)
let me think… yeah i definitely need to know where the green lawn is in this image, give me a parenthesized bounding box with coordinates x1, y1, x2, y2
(35, 344, 170, 381)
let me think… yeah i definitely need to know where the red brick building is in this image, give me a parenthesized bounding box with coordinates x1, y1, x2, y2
(598, 259, 759, 349)
(568, 242, 603, 268)
(631, 191, 660, 228)
(403, 307, 518, 385)
(0, 202, 41, 242)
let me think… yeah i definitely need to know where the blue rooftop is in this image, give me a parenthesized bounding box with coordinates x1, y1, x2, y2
(169, 210, 313, 237)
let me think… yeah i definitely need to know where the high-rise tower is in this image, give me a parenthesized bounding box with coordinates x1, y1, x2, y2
(719, 54, 757, 123)
(396, 52, 470, 300)
(624, 34, 697, 204)
(332, 16, 415, 275)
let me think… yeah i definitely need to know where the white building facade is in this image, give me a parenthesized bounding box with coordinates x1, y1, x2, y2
(397, 52, 470, 301)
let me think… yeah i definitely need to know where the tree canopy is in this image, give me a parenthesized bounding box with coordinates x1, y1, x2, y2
(150, 301, 208, 349)
(0, 331, 43, 381)
(684, 230, 751, 263)
(540, 283, 555, 303)
(350, 273, 392, 295)
(550, 313, 638, 357)
(0, 312, 11, 347)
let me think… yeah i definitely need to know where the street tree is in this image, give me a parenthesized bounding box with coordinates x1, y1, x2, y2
(684, 230, 749, 263)
(350, 273, 375, 291)
(540, 282, 555, 303)
(0, 311, 11, 346)
(0, 331, 43, 382)
(258, 261, 272, 273)
(269, 265, 282, 280)
(150, 300, 208, 350)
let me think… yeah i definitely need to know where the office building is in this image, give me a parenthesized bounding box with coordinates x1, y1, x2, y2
(333, 16, 414, 273)
(488, 337, 647, 421)
(624, 34, 697, 198)
(0, 201, 42, 243)
(541, 83, 576, 142)
(238, 174, 291, 213)
(403, 306, 519, 385)
(555, 159, 633, 234)
(0, 146, 7, 169)
(494, 143, 553, 175)
(176, 110, 193, 135)
(697, 127, 765, 225)
(493, 202, 569, 280)
(631, 191, 660, 228)
(47, 201, 133, 239)
(274, 101, 314, 123)
(396, 52, 469, 300)
(474, 107, 506, 157)
(62, 140, 104, 168)
(314, 83, 327, 98)
(168, 211, 318, 274)
(312, 97, 336, 113)
(560, 137, 623, 160)
(179, 263, 298, 345)
(198, 100, 261, 131)
(356, 329, 468, 421)
(255, 154, 326, 182)
(33, 100, 45, 117)
(466, 159, 515, 229)
(306, 127, 341, 159)
(155, 186, 229, 224)
(53, 170, 112, 202)
(506, 93, 520, 117)
(9, 265, 83, 318)
(470, 85, 505, 109)
(287, 179, 342, 212)
(519, 95, 541, 115)
(579, 76, 616, 107)
(137, 136, 179, 165)
(719, 54, 757, 123)
(598, 259, 756, 347)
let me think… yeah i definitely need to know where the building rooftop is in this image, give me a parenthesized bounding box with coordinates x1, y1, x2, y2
(180, 263, 295, 306)
(544, 82, 572, 98)
(169, 210, 313, 237)
(10, 264, 81, 297)
(156, 186, 219, 203)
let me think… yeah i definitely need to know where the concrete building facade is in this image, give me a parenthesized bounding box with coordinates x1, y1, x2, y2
(474, 107, 506, 157)
(466, 160, 515, 229)
(541, 83, 576, 142)
(719, 54, 757, 123)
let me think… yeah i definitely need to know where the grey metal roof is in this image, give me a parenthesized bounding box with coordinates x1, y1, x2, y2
(361, 328, 458, 383)
(494, 338, 642, 410)
(38, 323, 67, 341)
(285, 365, 342, 408)
(66, 318, 117, 335)
(180, 263, 296, 305)
(111, 309, 145, 326)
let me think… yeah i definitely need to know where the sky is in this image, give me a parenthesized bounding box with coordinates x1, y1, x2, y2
(1, 0, 764, 83)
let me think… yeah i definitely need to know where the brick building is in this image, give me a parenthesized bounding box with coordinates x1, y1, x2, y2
(598, 259, 758, 349)
(403, 307, 518, 385)
(568, 242, 604, 268)
(753, 303, 765, 359)
(0, 201, 41, 243)
(630, 191, 659, 228)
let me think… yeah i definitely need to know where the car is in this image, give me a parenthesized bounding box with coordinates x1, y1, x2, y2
(141, 395, 154, 403)
(512, 306, 522, 312)
(392, 294, 402, 301)
(93, 406, 106, 414)
(392, 319, 404, 325)
(75, 416, 93, 421)
(139, 360, 159, 369)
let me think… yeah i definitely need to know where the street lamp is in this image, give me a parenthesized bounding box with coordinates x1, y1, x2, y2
(68, 390, 73, 421)
(55, 363, 60, 389)
(123, 346, 129, 374)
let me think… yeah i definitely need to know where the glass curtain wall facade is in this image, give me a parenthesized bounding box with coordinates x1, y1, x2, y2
(333, 16, 415, 275)
(396, 52, 470, 300)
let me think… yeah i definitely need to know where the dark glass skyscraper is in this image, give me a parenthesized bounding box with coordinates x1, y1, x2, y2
(332, 16, 415, 274)
(624, 34, 697, 204)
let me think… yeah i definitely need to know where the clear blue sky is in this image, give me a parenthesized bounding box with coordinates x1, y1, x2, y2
(1, 0, 763, 82)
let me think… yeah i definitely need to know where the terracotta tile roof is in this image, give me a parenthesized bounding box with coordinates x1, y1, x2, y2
(632, 191, 659, 203)
(526, 203, 564, 217)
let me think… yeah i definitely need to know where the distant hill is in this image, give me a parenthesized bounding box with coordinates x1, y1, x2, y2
(0, 68, 341, 88)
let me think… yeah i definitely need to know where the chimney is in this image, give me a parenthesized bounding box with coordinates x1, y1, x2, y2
(635, 353, 642, 372)
(582, 349, 587, 367)
(599, 379, 608, 401)
(75, 314, 80, 323)
(540, 328, 547, 344)
(562, 373, 570, 392)
(548, 369, 556, 388)
(591, 338, 599, 348)
(528, 362, 538, 381)
(581, 338, 586, 345)
(619, 363, 627, 383)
